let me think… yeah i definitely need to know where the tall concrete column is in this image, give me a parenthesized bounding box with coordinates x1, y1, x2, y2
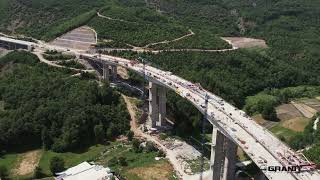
(111, 65, 117, 80)
(212, 131, 226, 180)
(222, 138, 237, 180)
(148, 82, 158, 128)
(210, 125, 218, 170)
(158, 86, 166, 126)
(102, 63, 109, 81)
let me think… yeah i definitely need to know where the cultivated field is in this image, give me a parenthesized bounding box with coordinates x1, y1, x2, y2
(276, 104, 303, 121)
(291, 101, 318, 118)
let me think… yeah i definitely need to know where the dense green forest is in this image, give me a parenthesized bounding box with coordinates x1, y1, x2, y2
(90, 0, 230, 48)
(0, 0, 320, 163)
(0, 51, 130, 152)
(0, 0, 105, 39)
(102, 0, 320, 138)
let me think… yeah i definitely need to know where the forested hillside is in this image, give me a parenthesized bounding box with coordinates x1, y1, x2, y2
(0, 51, 130, 152)
(0, 0, 104, 39)
(0, 0, 319, 155)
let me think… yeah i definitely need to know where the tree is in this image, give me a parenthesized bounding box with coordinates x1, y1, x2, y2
(33, 166, 44, 179)
(94, 124, 105, 143)
(262, 104, 278, 121)
(118, 156, 127, 166)
(50, 156, 65, 174)
(41, 127, 51, 150)
(132, 138, 142, 153)
(108, 157, 118, 166)
(145, 141, 157, 152)
(157, 149, 166, 157)
(0, 150, 6, 158)
(127, 131, 134, 141)
(0, 166, 8, 180)
(106, 123, 118, 139)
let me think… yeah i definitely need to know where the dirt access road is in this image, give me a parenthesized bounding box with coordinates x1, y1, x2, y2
(12, 150, 42, 176)
(122, 95, 204, 179)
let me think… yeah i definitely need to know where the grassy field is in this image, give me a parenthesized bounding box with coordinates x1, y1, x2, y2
(281, 117, 310, 132)
(0, 153, 19, 173)
(96, 141, 176, 180)
(1, 141, 176, 179)
(38, 144, 106, 176)
(269, 124, 299, 142)
(0, 145, 107, 178)
(0, 151, 43, 179)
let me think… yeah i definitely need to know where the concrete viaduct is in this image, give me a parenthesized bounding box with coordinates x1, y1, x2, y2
(1, 37, 320, 180)
(80, 53, 319, 180)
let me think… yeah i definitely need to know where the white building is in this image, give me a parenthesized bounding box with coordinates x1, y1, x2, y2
(55, 162, 113, 180)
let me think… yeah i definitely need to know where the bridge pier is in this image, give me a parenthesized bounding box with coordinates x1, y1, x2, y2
(211, 130, 237, 180)
(210, 126, 218, 170)
(148, 82, 167, 128)
(222, 138, 237, 180)
(102, 63, 110, 81)
(148, 82, 159, 128)
(158, 86, 167, 126)
(111, 65, 117, 80)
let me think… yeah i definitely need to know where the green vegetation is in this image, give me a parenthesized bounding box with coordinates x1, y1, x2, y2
(244, 86, 320, 115)
(0, 165, 9, 179)
(0, 51, 130, 153)
(89, 0, 230, 49)
(289, 113, 320, 164)
(57, 60, 86, 69)
(150, 32, 231, 50)
(97, 140, 174, 180)
(39, 144, 106, 176)
(289, 114, 319, 150)
(89, 15, 186, 47)
(186, 157, 210, 173)
(106, 50, 320, 136)
(42, 53, 75, 61)
(42, 9, 97, 41)
(0, 153, 18, 173)
(0, 0, 104, 40)
(1, 0, 320, 172)
(96, 40, 133, 49)
(49, 156, 64, 174)
(270, 124, 299, 142)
